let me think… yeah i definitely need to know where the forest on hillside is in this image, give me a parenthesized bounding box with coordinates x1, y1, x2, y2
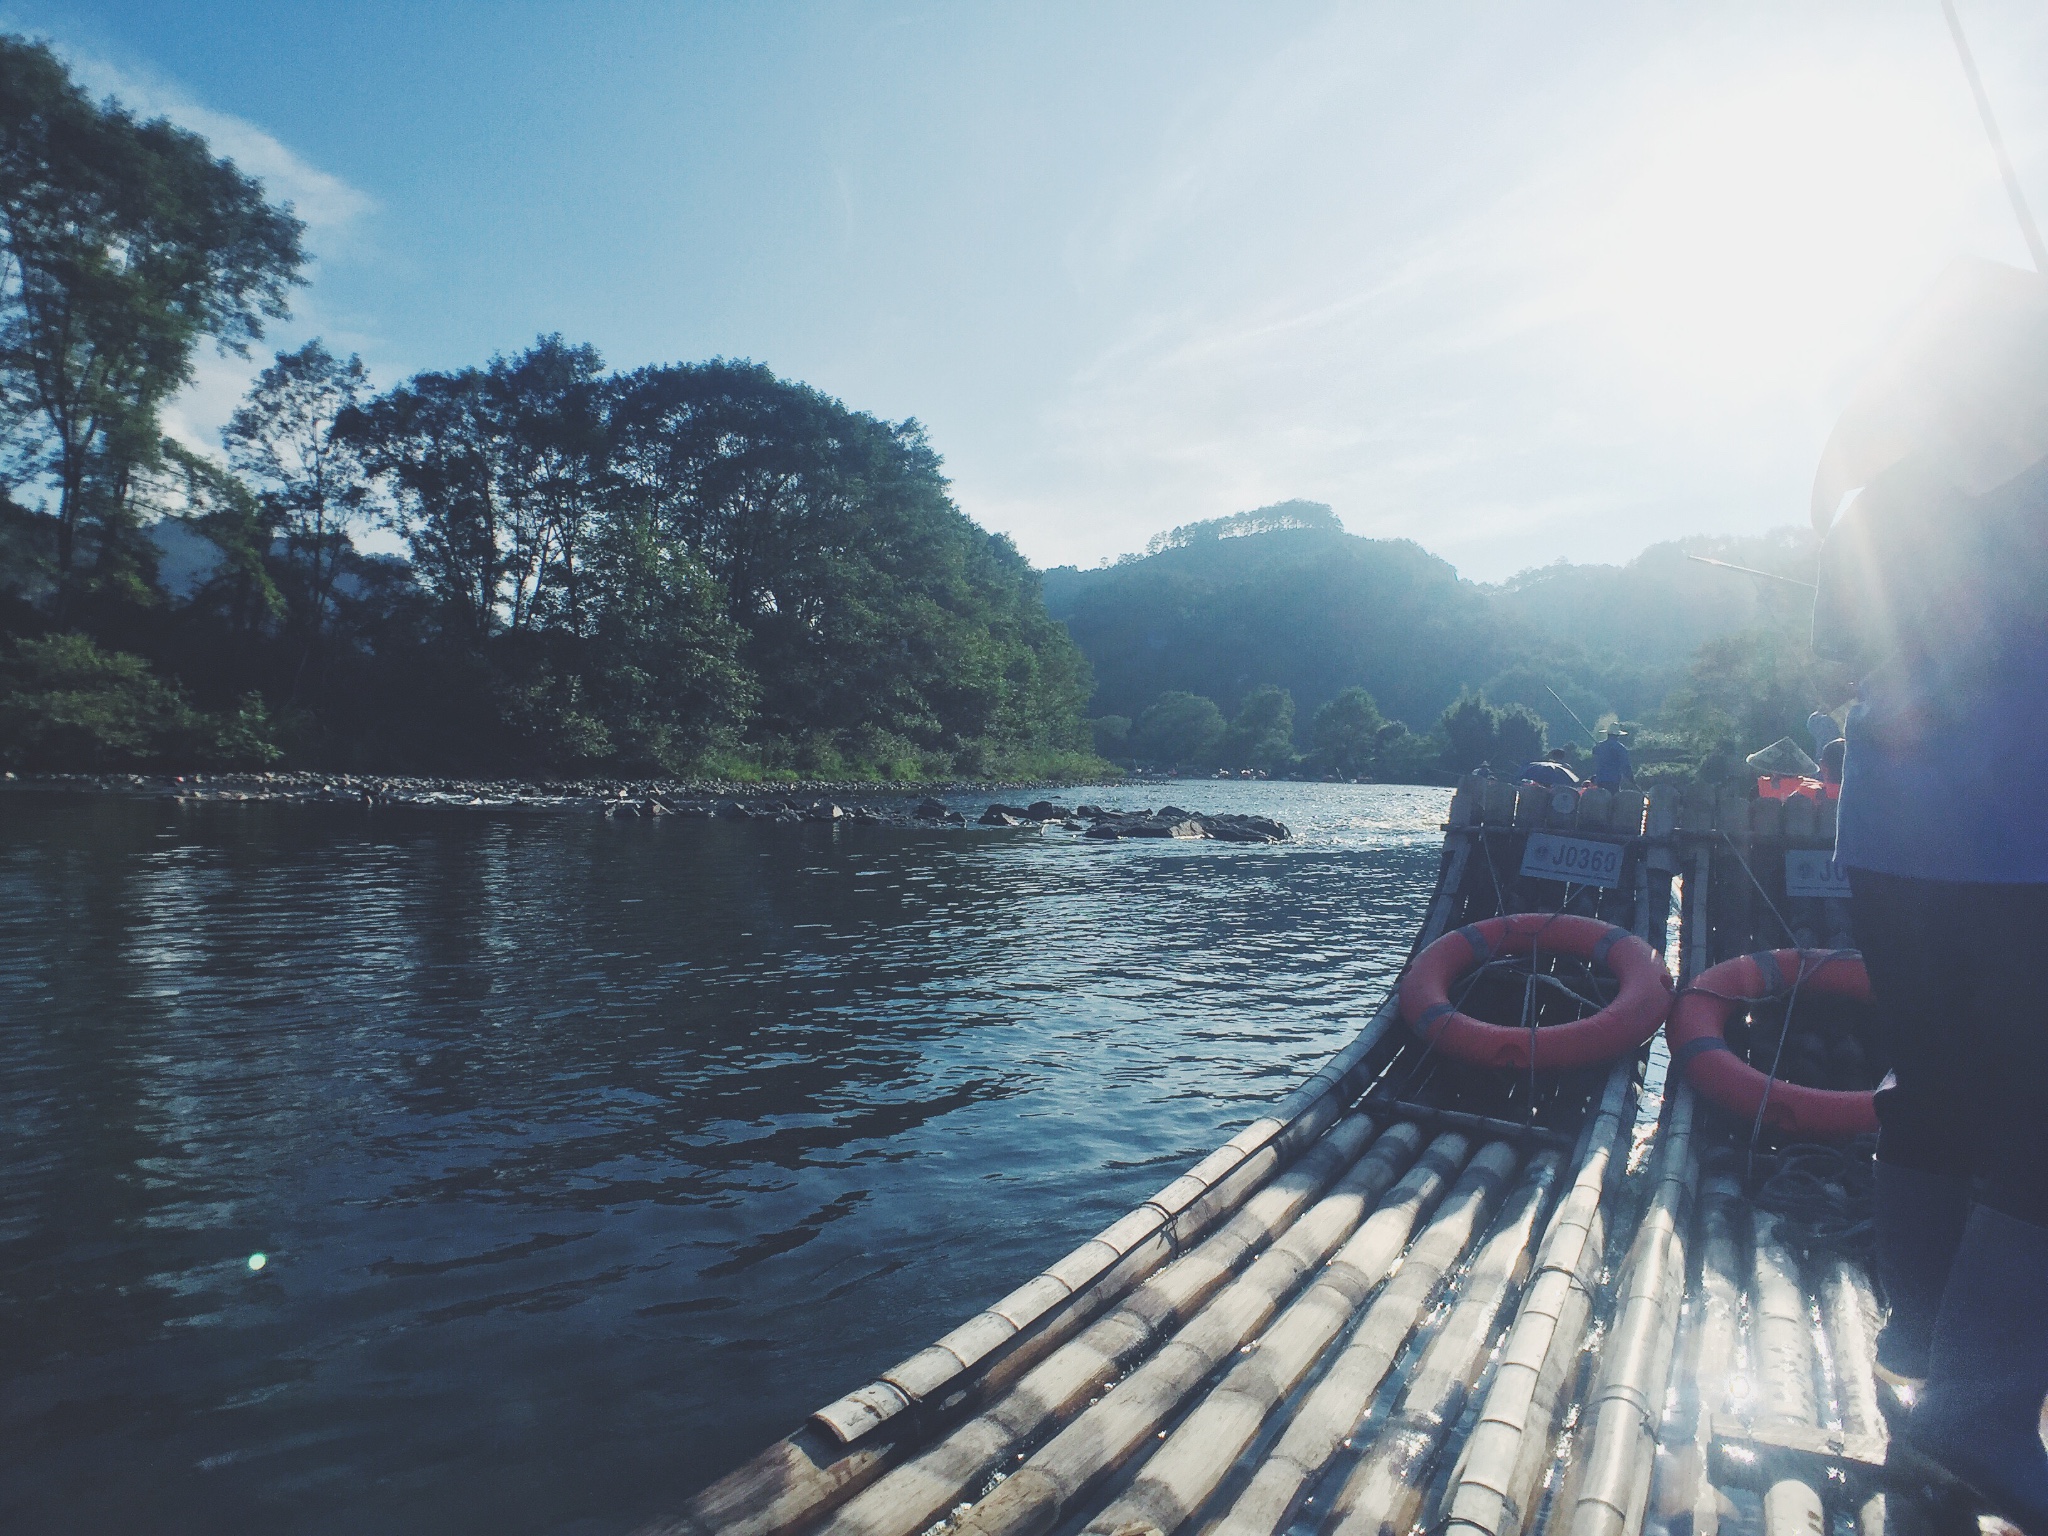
(0, 38, 1097, 781)
(1045, 503, 1836, 784)
(0, 33, 1840, 790)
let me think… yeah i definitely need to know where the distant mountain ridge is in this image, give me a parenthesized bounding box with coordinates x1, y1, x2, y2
(1040, 503, 1817, 740)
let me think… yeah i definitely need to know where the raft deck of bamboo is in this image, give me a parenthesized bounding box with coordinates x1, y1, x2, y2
(650, 775, 1893, 1536)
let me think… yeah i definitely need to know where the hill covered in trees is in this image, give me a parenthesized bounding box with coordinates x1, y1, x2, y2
(0, 35, 1833, 789)
(1044, 502, 1829, 782)
(0, 37, 1096, 781)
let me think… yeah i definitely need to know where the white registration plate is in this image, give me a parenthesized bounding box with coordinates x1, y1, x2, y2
(1784, 848, 1853, 899)
(1519, 833, 1623, 889)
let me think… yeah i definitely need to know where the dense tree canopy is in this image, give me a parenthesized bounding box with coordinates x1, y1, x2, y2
(0, 38, 1844, 789)
(0, 35, 304, 604)
(1046, 511, 1832, 783)
(3, 338, 1100, 776)
(0, 35, 1097, 778)
(1220, 685, 1296, 774)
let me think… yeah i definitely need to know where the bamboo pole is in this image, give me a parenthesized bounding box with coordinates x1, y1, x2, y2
(1678, 1174, 1747, 1536)
(805, 991, 1418, 1447)
(949, 1132, 1481, 1536)
(1204, 1146, 1531, 1536)
(1819, 1258, 1887, 1536)
(1750, 1210, 1825, 1536)
(1819, 1258, 1883, 1449)
(1321, 1150, 1566, 1536)
(810, 1113, 1400, 1536)
(657, 1005, 1416, 1536)
(1439, 1063, 1637, 1536)
(1560, 1085, 1697, 1536)
(1091, 1139, 1523, 1536)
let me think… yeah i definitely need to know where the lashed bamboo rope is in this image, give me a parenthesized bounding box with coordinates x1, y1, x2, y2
(949, 1132, 1480, 1536)
(1321, 1150, 1566, 1536)
(1751, 1210, 1825, 1536)
(1087, 1138, 1521, 1536)
(1436, 1061, 1637, 1536)
(810, 1113, 1396, 1536)
(1559, 1084, 1697, 1536)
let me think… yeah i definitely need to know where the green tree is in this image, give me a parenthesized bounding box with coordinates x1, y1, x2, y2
(1308, 685, 1385, 776)
(1222, 684, 1297, 773)
(1134, 690, 1225, 768)
(1089, 714, 1131, 759)
(1438, 692, 1502, 773)
(1663, 626, 1837, 760)
(603, 359, 1091, 772)
(1495, 702, 1546, 768)
(0, 36, 304, 596)
(343, 336, 607, 644)
(1374, 722, 1442, 785)
(223, 340, 371, 668)
(0, 631, 277, 768)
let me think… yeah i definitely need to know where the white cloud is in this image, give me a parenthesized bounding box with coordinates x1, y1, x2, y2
(7, 33, 382, 459)
(57, 48, 374, 243)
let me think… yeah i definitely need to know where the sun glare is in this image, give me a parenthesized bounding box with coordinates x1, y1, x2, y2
(1568, 58, 2004, 408)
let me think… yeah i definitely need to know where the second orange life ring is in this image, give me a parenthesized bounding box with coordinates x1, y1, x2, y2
(1665, 949, 1878, 1140)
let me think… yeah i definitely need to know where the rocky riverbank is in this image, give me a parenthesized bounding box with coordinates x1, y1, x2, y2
(968, 800, 1288, 841)
(0, 773, 1289, 841)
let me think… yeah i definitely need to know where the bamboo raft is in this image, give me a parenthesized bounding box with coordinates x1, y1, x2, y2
(648, 775, 1894, 1536)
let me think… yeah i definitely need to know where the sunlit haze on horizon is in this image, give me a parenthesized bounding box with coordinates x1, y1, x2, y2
(11, 1, 2048, 580)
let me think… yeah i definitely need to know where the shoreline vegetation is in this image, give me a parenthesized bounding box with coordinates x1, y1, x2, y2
(0, 39, 1104, 788)
(0, 39, 1836, 794)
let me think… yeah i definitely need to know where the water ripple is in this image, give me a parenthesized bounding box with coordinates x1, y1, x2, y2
(0, 779, 1446, 1535)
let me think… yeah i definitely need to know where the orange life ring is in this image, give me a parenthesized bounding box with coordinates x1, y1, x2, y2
(1666, 950, 1877, 1140)
(1399, 913, 1672, 1070)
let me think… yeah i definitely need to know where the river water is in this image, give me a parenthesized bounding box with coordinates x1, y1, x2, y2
(0, 781, 1448, 1535)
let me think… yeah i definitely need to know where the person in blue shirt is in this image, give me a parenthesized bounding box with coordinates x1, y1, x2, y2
(1517, 748, 1578, 791)
(1807, 706, 1843, 760)
(1810, 257, 2048, 1526)
(1588, 727, 1632, 791)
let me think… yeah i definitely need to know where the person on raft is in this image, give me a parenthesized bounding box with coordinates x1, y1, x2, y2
(1811, 256, 2048, 1526)
(1588, 725, 1632, 792)
(1517, 747, 1579, 790)
(1808, 705, 1845, 761)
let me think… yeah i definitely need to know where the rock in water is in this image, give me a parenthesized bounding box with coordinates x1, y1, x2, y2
(1204, 813, 1289, 842)
(1026, 801, 1073, 820)
(914, 797, 950, 819)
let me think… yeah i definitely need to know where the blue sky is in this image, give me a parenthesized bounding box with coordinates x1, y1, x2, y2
(12, 1, 2048, 578)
